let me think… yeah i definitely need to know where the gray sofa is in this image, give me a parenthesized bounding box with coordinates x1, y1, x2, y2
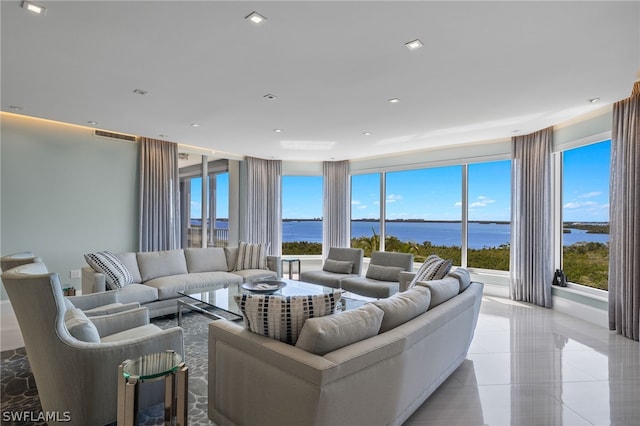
(82, 247, 281, 318)
(208, 272, 483, 426)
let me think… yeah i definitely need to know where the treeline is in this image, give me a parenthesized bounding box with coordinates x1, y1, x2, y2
(283, 236, 609, 291)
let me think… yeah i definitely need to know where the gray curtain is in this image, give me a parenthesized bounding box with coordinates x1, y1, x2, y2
(322, 160, 351, 257)
(608, 81, 640, 340)
(510, 127, 554, 308)
(244, 156, 282, 256)
(139, 138, 181, 252)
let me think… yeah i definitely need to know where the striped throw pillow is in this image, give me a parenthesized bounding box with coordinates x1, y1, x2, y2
(409, 255, 452, 288)
(84, 251, 134, 290)
(234, 291, 342, 345)
(235, 242, 267, 270)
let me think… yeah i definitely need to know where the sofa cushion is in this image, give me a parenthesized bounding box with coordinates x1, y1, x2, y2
(137, 249, 188, 282)
(233, 291, 342, 345)
(295, 304, 384, 355)
(323, 259, 353, 274)
(84, 251, 134, 290)
(235, 242, 267, 270)
(298, 270, 349, 289)
(371, 286, 431, 333)
(409, 255, 452, 287)
(232, 268, 278, 283)
(448, 268, 472, 293)
(64, 308, 100, 343)
(365, 264, 404, 282)
(146, 272, 242, 300)
(113, 283, 159, 305)
(115, 252, 142, 283)
(416, 277, 460, 308)
(185, 247, 228, 273)
(340, 277, 399, 299)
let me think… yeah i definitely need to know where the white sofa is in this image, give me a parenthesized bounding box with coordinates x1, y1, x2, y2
(208, 272, 483, 426)
(82, 247, 281, 318)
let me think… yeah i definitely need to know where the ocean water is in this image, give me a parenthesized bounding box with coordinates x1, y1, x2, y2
(281, 220, 609, 248)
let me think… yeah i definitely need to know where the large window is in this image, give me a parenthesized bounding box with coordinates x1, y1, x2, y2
(385, 166, 462, 263)
(282, 176, 323, 255)
(467, 160, 511, 271)
(351, 173, 381, 254)
(561, 140, 610, 290)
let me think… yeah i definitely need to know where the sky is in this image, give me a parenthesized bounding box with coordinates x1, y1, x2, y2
(192, 140, 610, 223)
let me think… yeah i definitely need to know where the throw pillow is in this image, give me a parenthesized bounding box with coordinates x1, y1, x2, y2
(233, 291, 342, 345)
(322, 259, 353, 274)
(371, 286, 431, 333)
(365, 264, 405, 282)
(84, 251, 134, 290)
(408, 255, 452, 288)
(295, 304, 384, 355)
(235, 242, 267, 270)
(64, 308, 100, 343)
(448, 268, 472, 293)
(415, 277, 460, 308)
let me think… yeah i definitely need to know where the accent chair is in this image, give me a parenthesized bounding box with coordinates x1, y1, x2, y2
(300, 247, 364, 288)
(341, 251, 414, 298)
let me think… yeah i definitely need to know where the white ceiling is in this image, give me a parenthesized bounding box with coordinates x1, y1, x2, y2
(2, 1, 639, 162)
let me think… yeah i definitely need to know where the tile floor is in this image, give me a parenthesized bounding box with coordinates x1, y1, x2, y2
(2, 295, 639, 425)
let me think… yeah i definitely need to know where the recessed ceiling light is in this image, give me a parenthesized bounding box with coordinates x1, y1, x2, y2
(190, 123, 200, 127)
(264, 94, 277, 100)
(363, 132, 372, 136)
(87, 121, 98, 126)
(405, 39, 423, 50)
(21, 1, 45, 15)
(273, 129, 282, 133)
(9, 105, 24, 111)
(587, 97, 600, 104)
(133, 89, 148, 95)
(246, 11, 267, 24)
(388, 98, 400, 104)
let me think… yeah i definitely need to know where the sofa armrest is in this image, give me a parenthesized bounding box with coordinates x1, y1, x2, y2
(66, 290, 119, 310)
(399, 271, 416, 292)
(91, 307, 150, 338)
(267, 255, 282, 278)
(82, 266, 106, 294)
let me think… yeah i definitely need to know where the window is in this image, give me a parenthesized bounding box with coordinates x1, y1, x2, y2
(467, 160, 511, 271)
(385, 166, 462, 264)
(561, 140, 610, 290)
(351, 173, 381, 256)
(282, 176, 323, 255)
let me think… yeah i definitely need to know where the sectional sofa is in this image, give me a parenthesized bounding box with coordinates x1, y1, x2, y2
(208, 270, 483, 426)
(82, 246, 281, 318)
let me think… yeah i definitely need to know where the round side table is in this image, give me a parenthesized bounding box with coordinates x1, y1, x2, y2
(118, 350, 188, 426)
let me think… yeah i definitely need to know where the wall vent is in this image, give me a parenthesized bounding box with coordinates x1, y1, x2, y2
(94, 129, 137, 142)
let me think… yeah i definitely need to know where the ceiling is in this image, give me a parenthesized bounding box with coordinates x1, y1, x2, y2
(2, 1, 639, 162)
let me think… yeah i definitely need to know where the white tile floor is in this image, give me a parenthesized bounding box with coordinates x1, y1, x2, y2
(405, 296, 640, 426)
(2, 295, 639, 425)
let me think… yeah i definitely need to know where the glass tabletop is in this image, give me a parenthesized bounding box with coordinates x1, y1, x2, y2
(122, 350, 182, 381)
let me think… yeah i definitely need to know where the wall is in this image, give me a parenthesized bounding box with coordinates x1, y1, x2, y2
(1, 113, 139, 297)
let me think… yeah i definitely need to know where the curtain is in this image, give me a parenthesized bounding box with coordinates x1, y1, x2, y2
(608, 81, 640, 340)
(245, 156, 282, 256)
(510, 127, 554, 308)
(322, 160, 350, 257)
(138, 137, 180, 252)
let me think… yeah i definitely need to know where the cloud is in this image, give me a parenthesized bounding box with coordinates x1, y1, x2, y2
(386, 194, 403, 203)
(352, 200, 362, 205)
(358, 205, 367, 209)
(578, 191, 602, 199)
(454, 201, 462, 207)
(470, 195, 496, 208)
(563, 201, 598, 209)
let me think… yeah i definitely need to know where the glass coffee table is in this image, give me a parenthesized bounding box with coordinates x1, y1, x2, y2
(177, 279, 364, 325)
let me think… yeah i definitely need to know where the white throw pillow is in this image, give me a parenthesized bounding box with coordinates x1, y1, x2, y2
(84, 251, 134, 290)
(235, 242, 267, 270)
(372, 286, 431, 333)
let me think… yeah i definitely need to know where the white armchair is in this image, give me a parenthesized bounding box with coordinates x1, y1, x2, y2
(1, 262, 184, 426)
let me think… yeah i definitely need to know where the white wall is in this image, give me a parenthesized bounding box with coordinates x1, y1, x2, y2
(1, 114, 139, 297)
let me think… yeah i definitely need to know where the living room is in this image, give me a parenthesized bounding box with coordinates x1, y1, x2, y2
(2, 1, 640, 425)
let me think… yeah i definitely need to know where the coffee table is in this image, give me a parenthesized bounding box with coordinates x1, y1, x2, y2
(177, 279, 364, 325)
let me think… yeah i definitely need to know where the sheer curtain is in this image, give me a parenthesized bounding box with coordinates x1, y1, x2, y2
(244, 156, 282, 256)
(322, 160, 350, 257)
(608, 81, 640, 340)
(510, 127, 554, 308)
(138, 137, 180, 252)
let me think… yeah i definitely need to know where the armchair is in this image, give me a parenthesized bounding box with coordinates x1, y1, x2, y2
(341, 251, 414, 298)
(2, 262, 184, 426)
(0, 251, 42, 271)
(300, 247, 364, 288)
